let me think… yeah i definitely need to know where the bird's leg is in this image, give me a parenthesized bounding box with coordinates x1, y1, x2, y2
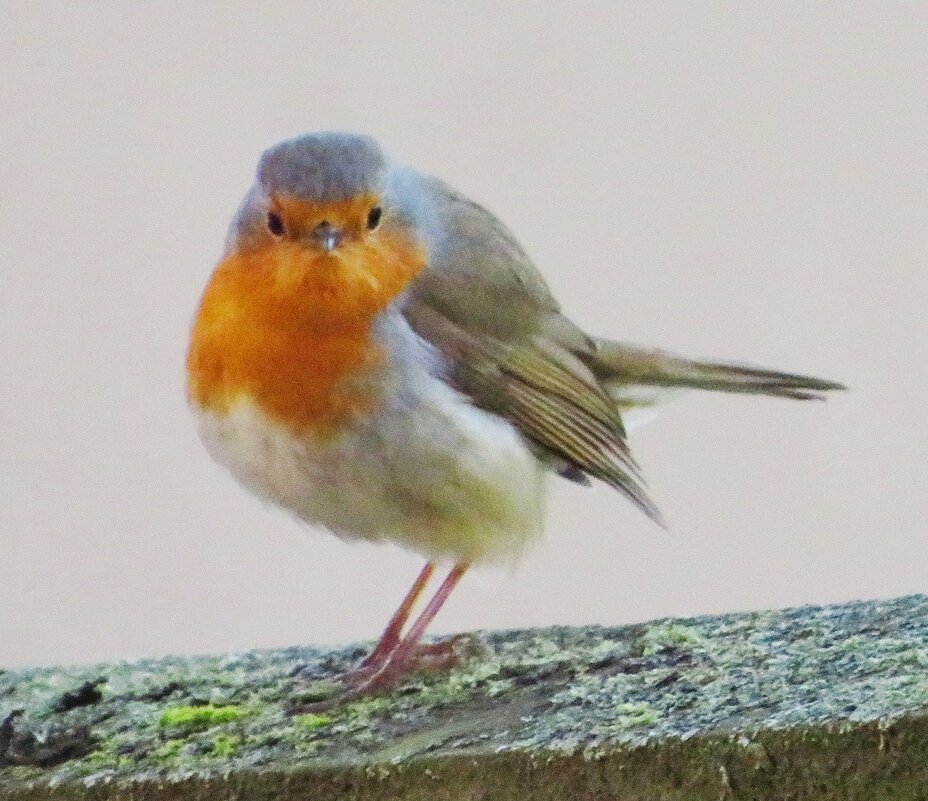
(350, 563, 469, 696)
(290, 564, 469, 713)
(354, 562, 435, 673)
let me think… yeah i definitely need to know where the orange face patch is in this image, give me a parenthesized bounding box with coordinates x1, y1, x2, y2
(186, 198, 426, 437)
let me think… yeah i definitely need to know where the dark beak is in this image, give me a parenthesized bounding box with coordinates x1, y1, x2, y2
(313, 222, 342, 253)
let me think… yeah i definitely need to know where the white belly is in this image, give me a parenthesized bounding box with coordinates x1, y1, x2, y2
(193, 366, 546, 566)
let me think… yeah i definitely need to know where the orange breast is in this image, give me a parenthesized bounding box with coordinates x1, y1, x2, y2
(186, 229, 425, 438)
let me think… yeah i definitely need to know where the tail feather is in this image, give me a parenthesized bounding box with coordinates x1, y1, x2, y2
(591, 340, 846, 402)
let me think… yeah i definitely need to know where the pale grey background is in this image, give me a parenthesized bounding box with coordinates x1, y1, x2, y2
(1, 4, 925, 669)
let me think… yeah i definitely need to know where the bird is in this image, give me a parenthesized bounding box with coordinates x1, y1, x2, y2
(186, 131, 843, 702)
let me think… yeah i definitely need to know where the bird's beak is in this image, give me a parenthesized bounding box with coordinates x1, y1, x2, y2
(313, 223, 343, 253)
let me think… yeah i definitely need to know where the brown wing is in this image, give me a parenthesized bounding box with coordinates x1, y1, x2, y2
(396, 173, 660, 521)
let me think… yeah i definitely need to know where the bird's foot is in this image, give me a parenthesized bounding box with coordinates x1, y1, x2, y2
(288, 634, 477, 714)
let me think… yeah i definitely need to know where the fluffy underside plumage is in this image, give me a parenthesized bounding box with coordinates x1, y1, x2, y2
(193, 311, 547, 565)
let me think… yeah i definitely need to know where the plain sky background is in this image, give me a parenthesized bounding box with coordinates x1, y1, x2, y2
(2, 4, 925, 669)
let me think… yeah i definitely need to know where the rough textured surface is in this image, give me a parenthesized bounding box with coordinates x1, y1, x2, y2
(2, 595, 928, 799)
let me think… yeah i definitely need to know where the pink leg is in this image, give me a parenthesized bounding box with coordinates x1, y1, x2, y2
(358, 562, 435, 671)
(354, 563, 469, 695)
(290, 564, 469, 712)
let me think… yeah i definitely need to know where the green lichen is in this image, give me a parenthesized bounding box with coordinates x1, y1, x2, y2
(84, 748, 130, 769)
(148, 739, 185, 761)
(613, 702, 660, 729)
(210, 734, 241, 758)
(158, 704, 250, 731)
(293, 680, 341, 704)
(293, 713, 332, 730)
(641, 623, 707, 656)
(340, 696, 393, 724)
(294, 740, 320, 755)
(417, 659, 508, 706)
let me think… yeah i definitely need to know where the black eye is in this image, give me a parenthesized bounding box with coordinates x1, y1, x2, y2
(267, 211, 285, 236)
(366, 206, 382, 230)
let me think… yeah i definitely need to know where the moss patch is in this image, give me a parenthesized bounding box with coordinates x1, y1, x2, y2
(293, 713, 332, 730)
(158, 704, 249, 731)
(209, 735, 241, 759)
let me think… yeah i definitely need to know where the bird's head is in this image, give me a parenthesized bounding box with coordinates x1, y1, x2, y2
(219, 132, 425, 321)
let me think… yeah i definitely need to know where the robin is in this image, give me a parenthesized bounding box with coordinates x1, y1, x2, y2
(186, 132, 842, 702)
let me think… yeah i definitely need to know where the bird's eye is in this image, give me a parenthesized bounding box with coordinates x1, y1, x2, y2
(267, 211, 285, 236)
(366, 206, 383, 230)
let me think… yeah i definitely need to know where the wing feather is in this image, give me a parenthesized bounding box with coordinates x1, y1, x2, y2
(392, 169, 661, 520)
